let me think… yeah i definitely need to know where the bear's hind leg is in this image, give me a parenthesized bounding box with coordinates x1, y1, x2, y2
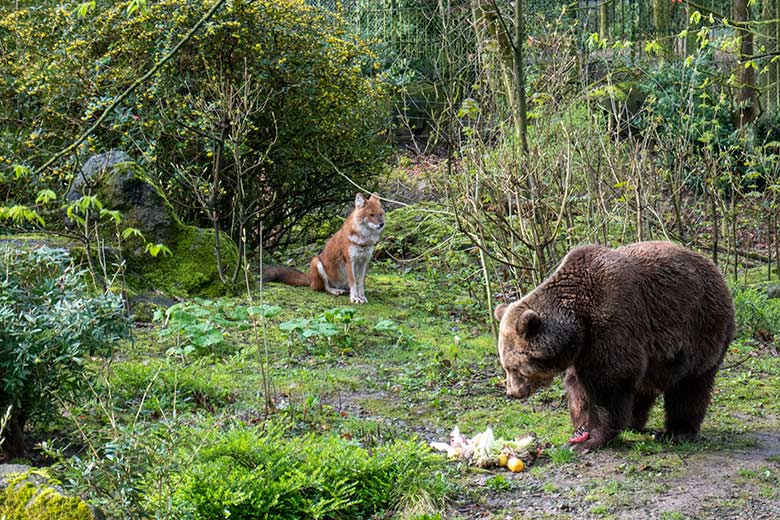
(630, 391, 658, 432)
(659, 367, 718, 442)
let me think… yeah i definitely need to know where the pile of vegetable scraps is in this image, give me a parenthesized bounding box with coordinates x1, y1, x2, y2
(430, 426, 541, 472)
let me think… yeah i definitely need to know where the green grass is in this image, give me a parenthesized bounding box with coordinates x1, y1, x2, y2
(49, 258, 780, 519)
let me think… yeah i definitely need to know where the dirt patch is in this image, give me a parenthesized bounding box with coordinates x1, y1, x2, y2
(332, 383, 780, 518)
(449, 429, 780, 519)
(642, 430, 780, 520)
(314, 352, 780, 520)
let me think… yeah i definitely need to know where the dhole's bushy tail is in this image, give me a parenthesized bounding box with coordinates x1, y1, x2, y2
(262, 266, 310, 286)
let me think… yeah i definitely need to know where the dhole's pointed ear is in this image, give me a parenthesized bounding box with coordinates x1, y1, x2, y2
(517, 309, 541, 337)
(355, 193, 366, 208)
(494, 303, 508, 322)
(370, 192, 381, 201)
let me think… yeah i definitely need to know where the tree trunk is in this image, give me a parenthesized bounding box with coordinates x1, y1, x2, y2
(3, 411, 27, 458)
(735, 0, 756, 126)
(513, 0, 528, 155)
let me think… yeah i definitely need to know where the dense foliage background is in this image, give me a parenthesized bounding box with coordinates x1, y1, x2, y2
(2, 1, 780, 519)
(0, 0, 390, 247)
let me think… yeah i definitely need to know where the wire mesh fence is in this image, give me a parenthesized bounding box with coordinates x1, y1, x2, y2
(310, 0, 779, 132)
(311, 0, 736, 63)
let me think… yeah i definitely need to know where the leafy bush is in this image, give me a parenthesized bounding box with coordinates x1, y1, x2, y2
(174, 425, 450, 519)
(638, 51, 736, 148)
(0, 0, 389, 247)
(0, 245, 128, 455)
(52, 413, 195, 520)
(635, 50, 745, 191)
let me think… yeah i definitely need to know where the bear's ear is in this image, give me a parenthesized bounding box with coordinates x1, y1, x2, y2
(517, 309, 541, 338)
(494, 303, 508, 322)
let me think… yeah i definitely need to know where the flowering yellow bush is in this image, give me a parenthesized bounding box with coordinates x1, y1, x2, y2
(0, 0, 389, 245)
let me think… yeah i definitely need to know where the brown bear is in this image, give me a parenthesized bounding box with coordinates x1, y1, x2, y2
(494, 241, 735, 452)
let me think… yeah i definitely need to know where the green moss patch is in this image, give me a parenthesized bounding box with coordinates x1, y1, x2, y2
(128, 223, 239, 297)
(0, 471, 96, 520)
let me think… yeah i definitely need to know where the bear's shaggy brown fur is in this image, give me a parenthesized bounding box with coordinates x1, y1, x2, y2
(494, 241, 735, 452)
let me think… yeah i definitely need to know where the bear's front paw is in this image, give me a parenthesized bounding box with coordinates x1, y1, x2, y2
(569, 428, 611, 453)
(568, 425, 589, 444)
(569, 438, 599, 454)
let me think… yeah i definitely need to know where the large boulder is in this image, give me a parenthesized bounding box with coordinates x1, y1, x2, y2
(67, 151, 238, 297)
(68, 150, 175, 245)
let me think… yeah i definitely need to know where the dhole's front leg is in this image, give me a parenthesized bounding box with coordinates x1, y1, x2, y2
(348, 258, 368, 304)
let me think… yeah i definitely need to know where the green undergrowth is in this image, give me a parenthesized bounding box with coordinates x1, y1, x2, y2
(48, 259, 780, 519)
(173, 424, 452, 519)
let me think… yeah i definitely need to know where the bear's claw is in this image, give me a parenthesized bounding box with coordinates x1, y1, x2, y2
(568, 425, 590, 444)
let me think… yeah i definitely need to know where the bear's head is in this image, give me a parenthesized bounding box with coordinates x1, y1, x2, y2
(494, 301, 575, 399)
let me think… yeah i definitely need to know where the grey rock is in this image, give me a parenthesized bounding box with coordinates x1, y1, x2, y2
(67, 150, 132, 202)
(0, 464, 33, 489)
(67, 151, 175, 244)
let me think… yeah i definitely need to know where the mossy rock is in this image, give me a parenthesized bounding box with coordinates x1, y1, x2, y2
(67, 151, 240, 297)
(127, 223, 239, 298)
(0, 467, 100, 520)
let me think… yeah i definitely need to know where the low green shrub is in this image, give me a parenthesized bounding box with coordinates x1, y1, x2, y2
(280, 306, 366, 354)
(175, 425, 451, 519)
(733, 286, 780, 341)
(0, 245, 128, 455)
(153, 298, 282, 357)
(377, 203, 473, 273)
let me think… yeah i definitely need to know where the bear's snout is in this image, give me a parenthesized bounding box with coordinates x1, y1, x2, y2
(504, 373, 532, 400)
(505, 386, 531, 400)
